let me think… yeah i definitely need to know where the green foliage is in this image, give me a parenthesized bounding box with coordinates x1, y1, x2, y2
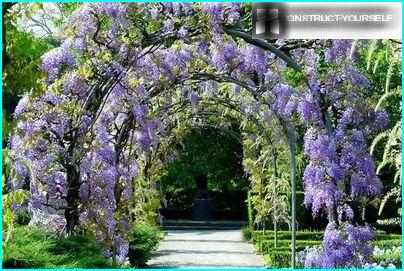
(15, 209, 31, 226)
(243, 134, 292, 228)
(362, 40, 402, 226)
(247, 191, 255, 226)
(258, 239, 321, 254)
(49, 234, 117, 268)
(263, 251, 292, 268)
(2, 27, 51, 139)
(3, 225, 165, 269)
(2, 169, 29, 242)
(283, 67, 306, 87)
(374, 233, 402, 241)
(128, 225, 162, 267)
(370, 86, 401, 221)
(132, 175, 163, 225)
(295, 192, 306, 229)
(373, 239, 402, 249)
(242, 226, 253, 242)
(373, 253, 402, 268)
(252, 230, 323, 243)
(2, 226, 117, 269)
(161, 128, 247, 193)
(360, 40, 401, 107)
(3, 226, 59, 268)
(53, 3, 82, 26)
(247, 191, 306, 229)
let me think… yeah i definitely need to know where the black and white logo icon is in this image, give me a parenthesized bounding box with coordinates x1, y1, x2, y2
(256, 8, 279, 34)
(252, 3, 286, 39)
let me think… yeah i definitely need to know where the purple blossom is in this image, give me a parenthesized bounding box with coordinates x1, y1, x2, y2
(114, 236, 129, 264)
(177, 26, 187, 39)
(41, 40, 75, 81)
(162, 19, 174, 32)
(13, 94, 29, 117)
(74, 38, 87, 53)
(241, 45, 267, 76)
(264, 70, 277, 84)
(298, 93, 321, 125)
(202, 3, 222, 21)
(304, 223, 374, 268)
(150, 8, 160, 20)
(324, 40, 353, 63)
(345, 66, 371, 88)
(132, 104, 148, 124)
(189, 91, 200, 108)
(11, 202, 23, 213)
(63, 74, 86, 96)
(211, 41, 237, 72)
(303, 49, 318, 66)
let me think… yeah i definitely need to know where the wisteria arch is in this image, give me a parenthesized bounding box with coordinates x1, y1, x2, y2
(99, 82, 295, 265)
(85, 58, 299, 263)
(8, 3, 389, 269)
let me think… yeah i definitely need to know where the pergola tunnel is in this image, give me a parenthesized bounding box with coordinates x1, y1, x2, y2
(3, 2, 402, 269)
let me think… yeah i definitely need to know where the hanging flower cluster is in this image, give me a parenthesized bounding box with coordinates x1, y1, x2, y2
(296, 40, 389, 267)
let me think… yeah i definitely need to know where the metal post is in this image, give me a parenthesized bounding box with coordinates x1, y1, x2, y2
(290, 144, 297, 269)
(273, 153, 279, 248)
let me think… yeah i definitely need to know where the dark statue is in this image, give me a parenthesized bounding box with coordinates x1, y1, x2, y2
(193, 173, 214, 220)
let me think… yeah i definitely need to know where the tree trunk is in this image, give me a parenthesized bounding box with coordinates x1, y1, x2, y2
(65, 164, 80, 236)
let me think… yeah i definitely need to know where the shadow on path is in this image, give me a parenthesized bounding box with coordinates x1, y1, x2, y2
(147, 230, 266, 269)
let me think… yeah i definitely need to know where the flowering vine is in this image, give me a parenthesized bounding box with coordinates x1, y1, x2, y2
(7, 3, 388, 267)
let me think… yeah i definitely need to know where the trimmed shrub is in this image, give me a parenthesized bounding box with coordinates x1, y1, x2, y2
(3, 226, 61, 268)
(128, 226, 162, 267)
(3, 226, 116, 269)
(15, 209, 31, 226)
(242, 226, 253, 242)
(373, 239, 401, 249)
(252, 230, 323, 242)
(50, 234, 116, 268)
(374, 233, 402, 241)
(257, 240, 321, 254)
(263, 251, 292, 268)
(374, 253, 402, 268)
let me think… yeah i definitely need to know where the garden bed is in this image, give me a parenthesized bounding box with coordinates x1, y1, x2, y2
(243, 227, 402, 268)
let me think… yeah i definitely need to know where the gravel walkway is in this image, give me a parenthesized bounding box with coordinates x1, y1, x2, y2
(147, 230, 266, 269)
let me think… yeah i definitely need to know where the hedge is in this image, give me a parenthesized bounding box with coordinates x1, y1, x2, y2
(263, 251, 293, 268)
(252, 230, 323, 242)
(247, 229, 402, 268)
(257, 240, 321, 255)
(374, 253, 402, 267)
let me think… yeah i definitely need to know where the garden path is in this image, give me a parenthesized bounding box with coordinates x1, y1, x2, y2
(147, 229, 266, 268)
